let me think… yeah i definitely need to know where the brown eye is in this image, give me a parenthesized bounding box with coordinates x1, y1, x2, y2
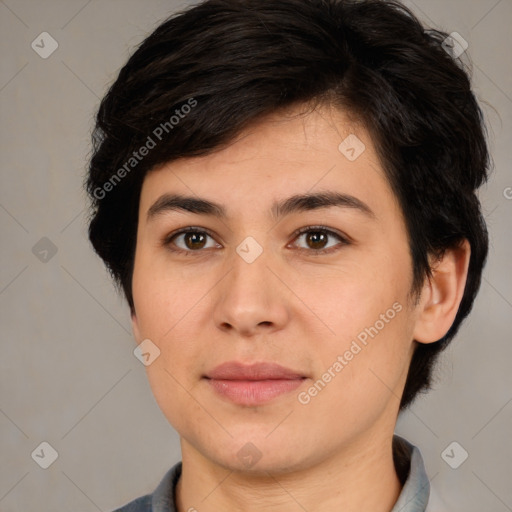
(292, 226, 348, 255)
(305, 231, 329, 250)
(165, 228, 219, 253)
(183, 232, 207, 250)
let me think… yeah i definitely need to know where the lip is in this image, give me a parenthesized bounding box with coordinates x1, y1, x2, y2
(206, 361, 305, 380)
(204, 361, 307, 406)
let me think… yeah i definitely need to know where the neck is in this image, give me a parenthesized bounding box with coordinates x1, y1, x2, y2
(175, 432, 403, 512)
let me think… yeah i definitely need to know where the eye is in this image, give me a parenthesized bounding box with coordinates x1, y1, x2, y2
(290, 226, 349, 255)
(164, 227, 220, 254)
(163, 225, 349, 256)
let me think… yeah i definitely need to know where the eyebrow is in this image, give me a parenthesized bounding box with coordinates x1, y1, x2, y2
(146, 191, 376, 222)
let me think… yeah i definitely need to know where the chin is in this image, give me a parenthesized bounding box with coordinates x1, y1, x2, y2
(202, 434, 317, 476)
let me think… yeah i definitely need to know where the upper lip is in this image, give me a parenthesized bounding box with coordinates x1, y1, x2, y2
(205, 361, 305, 380)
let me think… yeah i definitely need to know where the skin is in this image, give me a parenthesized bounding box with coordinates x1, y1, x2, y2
(131, 103, 470, 511)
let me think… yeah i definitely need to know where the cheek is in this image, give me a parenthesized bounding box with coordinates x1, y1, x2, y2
(131, 251, 212, 376)
(304, 258, 413, 406)
(133, 267, 205, 427)
(299, 255, 407, 335)
(132, 253, 199, 340)
(307, 304, 412, 434)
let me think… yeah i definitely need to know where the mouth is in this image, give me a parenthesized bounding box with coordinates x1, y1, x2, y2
(203, 361, 307, 406)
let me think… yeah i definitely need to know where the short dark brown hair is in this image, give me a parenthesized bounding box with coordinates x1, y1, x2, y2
(86, 0, 490, 411)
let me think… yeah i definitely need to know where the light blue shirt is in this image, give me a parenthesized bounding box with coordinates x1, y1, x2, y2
(113, 435, 440, 512)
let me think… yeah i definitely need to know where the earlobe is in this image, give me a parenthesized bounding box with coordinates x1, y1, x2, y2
(413, 240, 471, 344)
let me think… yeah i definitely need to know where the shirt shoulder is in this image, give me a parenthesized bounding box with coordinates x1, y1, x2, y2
(110, 462, 182, 512)
(111, 494, 152, 512)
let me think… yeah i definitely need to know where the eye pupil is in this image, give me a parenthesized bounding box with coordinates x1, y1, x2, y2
(185, 232, 206, 250)
(307, 231, 327, 249)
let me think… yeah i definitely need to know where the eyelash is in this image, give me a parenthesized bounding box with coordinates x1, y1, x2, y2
(162, 225, 350, 256)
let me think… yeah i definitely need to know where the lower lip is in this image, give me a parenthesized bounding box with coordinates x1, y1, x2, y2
(206, 378, 305, 405)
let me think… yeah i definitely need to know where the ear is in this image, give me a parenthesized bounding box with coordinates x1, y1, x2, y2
(413, 240, 471, 344)
(131, 308, 142, 343)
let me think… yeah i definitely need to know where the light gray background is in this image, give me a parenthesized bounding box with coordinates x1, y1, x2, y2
(1, 1, 511, 511)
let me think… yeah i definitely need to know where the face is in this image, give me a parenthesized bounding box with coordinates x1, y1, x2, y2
(131, 104, 419, 474)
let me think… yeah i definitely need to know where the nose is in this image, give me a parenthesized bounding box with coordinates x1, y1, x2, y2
(212, 244, 290, 338)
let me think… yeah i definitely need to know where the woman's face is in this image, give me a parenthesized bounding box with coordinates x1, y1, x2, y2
(131, 104, 419, 473)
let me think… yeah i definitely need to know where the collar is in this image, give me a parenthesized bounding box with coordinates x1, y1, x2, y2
(390, 435, 430, 511)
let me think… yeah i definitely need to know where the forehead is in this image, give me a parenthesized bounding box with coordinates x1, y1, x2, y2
(138, 104, 401, 223)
